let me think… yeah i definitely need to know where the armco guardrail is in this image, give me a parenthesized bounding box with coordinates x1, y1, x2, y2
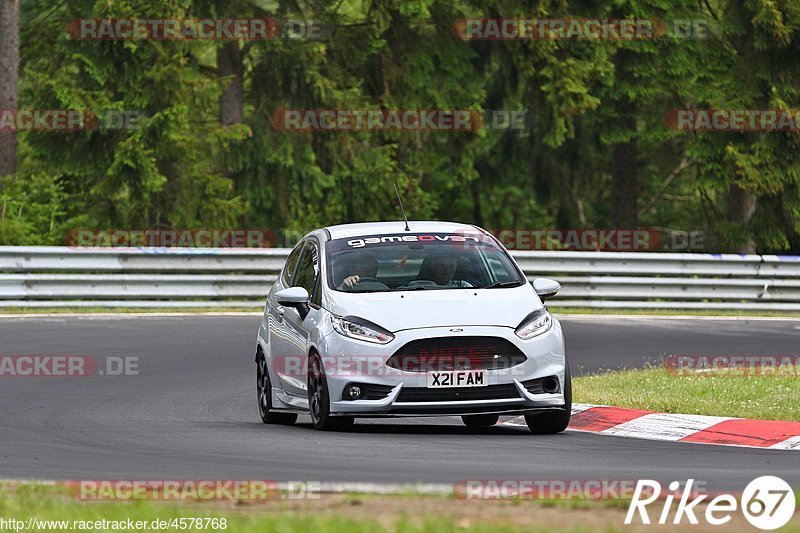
(1, 246, 799, 309)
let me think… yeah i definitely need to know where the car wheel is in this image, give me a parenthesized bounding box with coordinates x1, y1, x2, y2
(524, 365, 572, 434)
(308, 352, 354, 431)
(461, 414, 499, 428)
(257, 352, 297, 425)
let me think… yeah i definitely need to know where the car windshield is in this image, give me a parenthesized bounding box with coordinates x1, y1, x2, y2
(326, 232, 525, 292)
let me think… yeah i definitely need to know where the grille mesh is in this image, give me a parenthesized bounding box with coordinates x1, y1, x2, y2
(386, 337, 526, 372)
(396, 383, 520, 403)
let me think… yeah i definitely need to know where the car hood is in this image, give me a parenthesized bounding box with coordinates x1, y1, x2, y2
(324, 284, 542, 332)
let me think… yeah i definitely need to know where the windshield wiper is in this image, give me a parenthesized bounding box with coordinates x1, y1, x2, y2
(483, 281, 524, 289)
(345, 286, 430, 293)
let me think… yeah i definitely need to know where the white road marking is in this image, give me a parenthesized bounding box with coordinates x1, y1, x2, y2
(600, 413, 733, 441)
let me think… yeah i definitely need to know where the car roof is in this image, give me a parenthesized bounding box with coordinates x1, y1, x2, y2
(324, 221, 485, 240)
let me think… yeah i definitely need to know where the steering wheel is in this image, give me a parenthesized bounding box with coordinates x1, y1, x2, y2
(353, 276, 379, 284)
(407, 279, 438, 287)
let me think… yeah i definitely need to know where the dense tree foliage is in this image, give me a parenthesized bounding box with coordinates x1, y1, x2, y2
(1, 0, 798, 253)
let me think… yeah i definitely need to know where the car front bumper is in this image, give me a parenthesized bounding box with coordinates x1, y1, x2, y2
(316, 322, 568, 416)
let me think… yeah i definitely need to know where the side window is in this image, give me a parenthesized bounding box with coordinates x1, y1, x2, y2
(293, 241, 319, 295)
(311, 276, 322, 307)
(282, 242, 303, 285)
(310, 247, 322, 307)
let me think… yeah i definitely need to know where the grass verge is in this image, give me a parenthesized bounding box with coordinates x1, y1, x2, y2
(574, 366, 800, 421)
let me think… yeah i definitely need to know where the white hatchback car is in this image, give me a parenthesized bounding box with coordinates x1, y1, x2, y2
(255, 221, 570, 432)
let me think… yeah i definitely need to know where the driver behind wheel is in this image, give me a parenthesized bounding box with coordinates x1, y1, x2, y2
(338, 252, 378, 289)
(417, 252, 473, 288)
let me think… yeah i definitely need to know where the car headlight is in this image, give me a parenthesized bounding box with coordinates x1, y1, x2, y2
(515, 309, 553, 339)
(330, 315, 394, 344)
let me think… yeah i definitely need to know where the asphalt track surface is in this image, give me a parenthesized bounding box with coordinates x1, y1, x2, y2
(1, 314, 799, 491)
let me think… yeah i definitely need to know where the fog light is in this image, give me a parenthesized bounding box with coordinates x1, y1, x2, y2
(346, 385, 362, 400)
(542, 377, 559, 394)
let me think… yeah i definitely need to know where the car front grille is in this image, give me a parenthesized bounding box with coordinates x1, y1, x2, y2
(396, 383, 520, 403)
(386, 337, 526, 372)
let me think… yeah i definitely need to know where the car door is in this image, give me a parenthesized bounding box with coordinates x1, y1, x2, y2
(274, 239, 323, 398)
(267, 241, 305, 396)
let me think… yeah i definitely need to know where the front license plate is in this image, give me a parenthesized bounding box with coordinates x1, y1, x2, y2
(426, 370, 487, 388)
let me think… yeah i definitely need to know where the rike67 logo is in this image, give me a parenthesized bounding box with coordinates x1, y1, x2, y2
(626, 476, 796, 530)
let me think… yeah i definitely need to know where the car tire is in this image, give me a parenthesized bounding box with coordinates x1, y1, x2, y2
(308, 352, 354, 431)
(524, 364, 572, 434)
(257, 352, 298, 425)
(461, 414, 500, 428)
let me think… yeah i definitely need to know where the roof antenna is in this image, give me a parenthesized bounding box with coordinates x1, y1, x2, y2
(393, 182, 411, 232)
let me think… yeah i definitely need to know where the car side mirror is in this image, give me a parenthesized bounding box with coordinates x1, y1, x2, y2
(532, 278, 561, 302)
(275, 287, 310, 319)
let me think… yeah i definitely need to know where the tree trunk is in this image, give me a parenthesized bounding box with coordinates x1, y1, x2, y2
(611, 114, 638, 228)
(471, 179, 483, 227)
(611, 50, 638, 229)
(556, 178, 579, 229)
(0, 0, 20, 177)
(727, 182, 757, 253)
(217, 42, 243, 126)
